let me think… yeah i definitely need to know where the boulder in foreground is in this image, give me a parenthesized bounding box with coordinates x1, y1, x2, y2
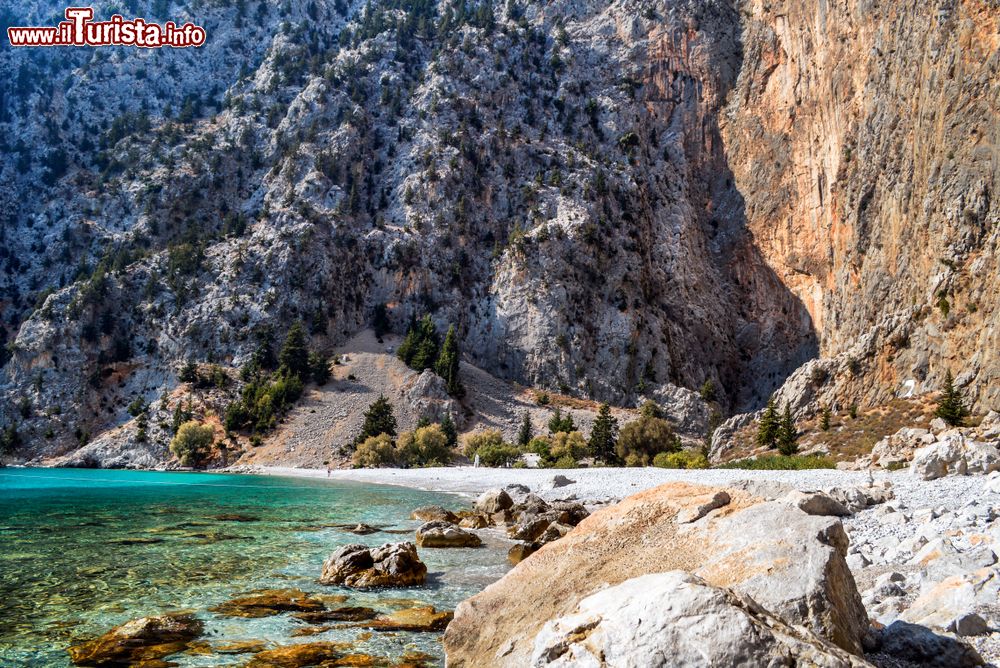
(319, 542, 427, 588)
(530, 571, 871, 667)
(444, 482, 869, 665)
(67, 613, 203, 666)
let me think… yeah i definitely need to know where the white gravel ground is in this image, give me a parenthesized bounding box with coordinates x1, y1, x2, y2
(253, 464, 985, 509)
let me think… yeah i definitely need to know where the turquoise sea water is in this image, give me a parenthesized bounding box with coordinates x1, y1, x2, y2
(0, 468, 510, 667)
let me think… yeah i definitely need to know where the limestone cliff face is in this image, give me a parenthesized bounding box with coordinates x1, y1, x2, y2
(0, 0, 995, 461)
(724, 0, 999, 410)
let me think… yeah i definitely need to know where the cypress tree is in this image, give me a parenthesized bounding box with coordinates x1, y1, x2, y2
(777, 402, 798, 455)
(435, 324, 463, 396)
(517, 410, 533, 448)
(396, 314, 419, 365)
(279, 322, 309, 379)
(935, 370, 969, 427)
(820, 406, 832, 431)
(440, 412, 458, 449)
(756, 397, 779, 449)
(356, 395, 397, 444)
(589, 403, 619, 464)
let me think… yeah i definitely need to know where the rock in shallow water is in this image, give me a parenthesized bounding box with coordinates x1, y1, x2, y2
(410, 505, 458, 523)
(67, 613, 203, 666)
(243, 641, 352, 668)
(318, 542, 427, 588)
(414, 520, 482, 548)
(529, 571, 871, 667)
(209, 589, 325, 618)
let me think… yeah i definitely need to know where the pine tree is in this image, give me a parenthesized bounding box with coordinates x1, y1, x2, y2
(279, 322, 309, 379)
(589, 403, 619, 464)
(399, 314, 439, 371)
(517, 410, 533, 448)
(935, 370, 969, 427)
(356, 395, 397, 444)
(440, 413, 458, 449)
(179, 360, 199, 384)
(756, 397, 779, 449)
(777, 402, 798, 455)
(548, 407, 575, 434)
(435, 324, 463, 396)
(820, 406, 831, 431)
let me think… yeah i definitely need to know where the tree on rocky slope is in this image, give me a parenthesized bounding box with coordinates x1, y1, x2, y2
(440, 413, 458, 449)
(355, 395, 397, 445)
(279, 322, 310, 379)
(517, 410, 533, 448)
(435, 325, 463, 397)
(589, 403, 619, 464)
(777, 403, 798, 456)
(170, 421, 214, 467)
(548, 408, 575, 434)
(398, 315, 439, 371)
(756, 397, 779, 449)
(935, 370, 969, 427)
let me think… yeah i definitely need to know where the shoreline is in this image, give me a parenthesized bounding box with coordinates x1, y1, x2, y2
(246, 464, 890, 503)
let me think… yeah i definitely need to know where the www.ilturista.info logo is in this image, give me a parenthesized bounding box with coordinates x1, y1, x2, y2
(7, 7, 206, 48)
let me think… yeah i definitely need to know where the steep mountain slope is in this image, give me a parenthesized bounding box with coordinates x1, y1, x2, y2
(726, 0, 999, 414)
(0, 0, 995, 462)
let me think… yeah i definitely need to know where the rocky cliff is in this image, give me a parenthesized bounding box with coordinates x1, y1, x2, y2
(0, 0, 995, 461)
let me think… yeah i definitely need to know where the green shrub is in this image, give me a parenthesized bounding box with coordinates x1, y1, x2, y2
(616, 408, 679, 466)
(170, 421, 214, 467)
(353, 433, 397, 468)
(549, 430, 589, 461)
(464, 429, 520, 467)
(476, 442, 521, 467)
(397, 424, 452, 466)
(652, 450, 709, 469)
(718, 455, 835, 470)
(224, 369, 303, 434)
(553, 455, 577, 469)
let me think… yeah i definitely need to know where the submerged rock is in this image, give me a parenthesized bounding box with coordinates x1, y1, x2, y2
(319, 542, 427, 588)
(343, 523, 379, 535)
(209, 589, 325, 618)
(244, 641, 351, 668)
(354, 605, 453, 632)
(530, 572, 870, 667)
(414, 520, 482, 548)
(291, 606, 380, 623)
(409, 506, 458, 523)
(67, 613, 203, 666)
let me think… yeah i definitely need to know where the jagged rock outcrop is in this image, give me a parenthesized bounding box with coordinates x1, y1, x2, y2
(443, 482, 869, 665)
(318, 542, 427, 588)
(529, 571, 872, 667)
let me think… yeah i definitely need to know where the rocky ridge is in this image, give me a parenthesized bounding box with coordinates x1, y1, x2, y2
(3, 0, 994, 462)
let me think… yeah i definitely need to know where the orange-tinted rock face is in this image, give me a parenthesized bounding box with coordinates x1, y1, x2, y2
(724, 0, 999, 409)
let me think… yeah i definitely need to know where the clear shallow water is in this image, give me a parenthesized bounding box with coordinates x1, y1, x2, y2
(0, 468, 510, 667)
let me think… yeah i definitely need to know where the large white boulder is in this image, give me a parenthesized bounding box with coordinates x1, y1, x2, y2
(911, 437, 1000, 480)
(530, 572, 871, 668)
